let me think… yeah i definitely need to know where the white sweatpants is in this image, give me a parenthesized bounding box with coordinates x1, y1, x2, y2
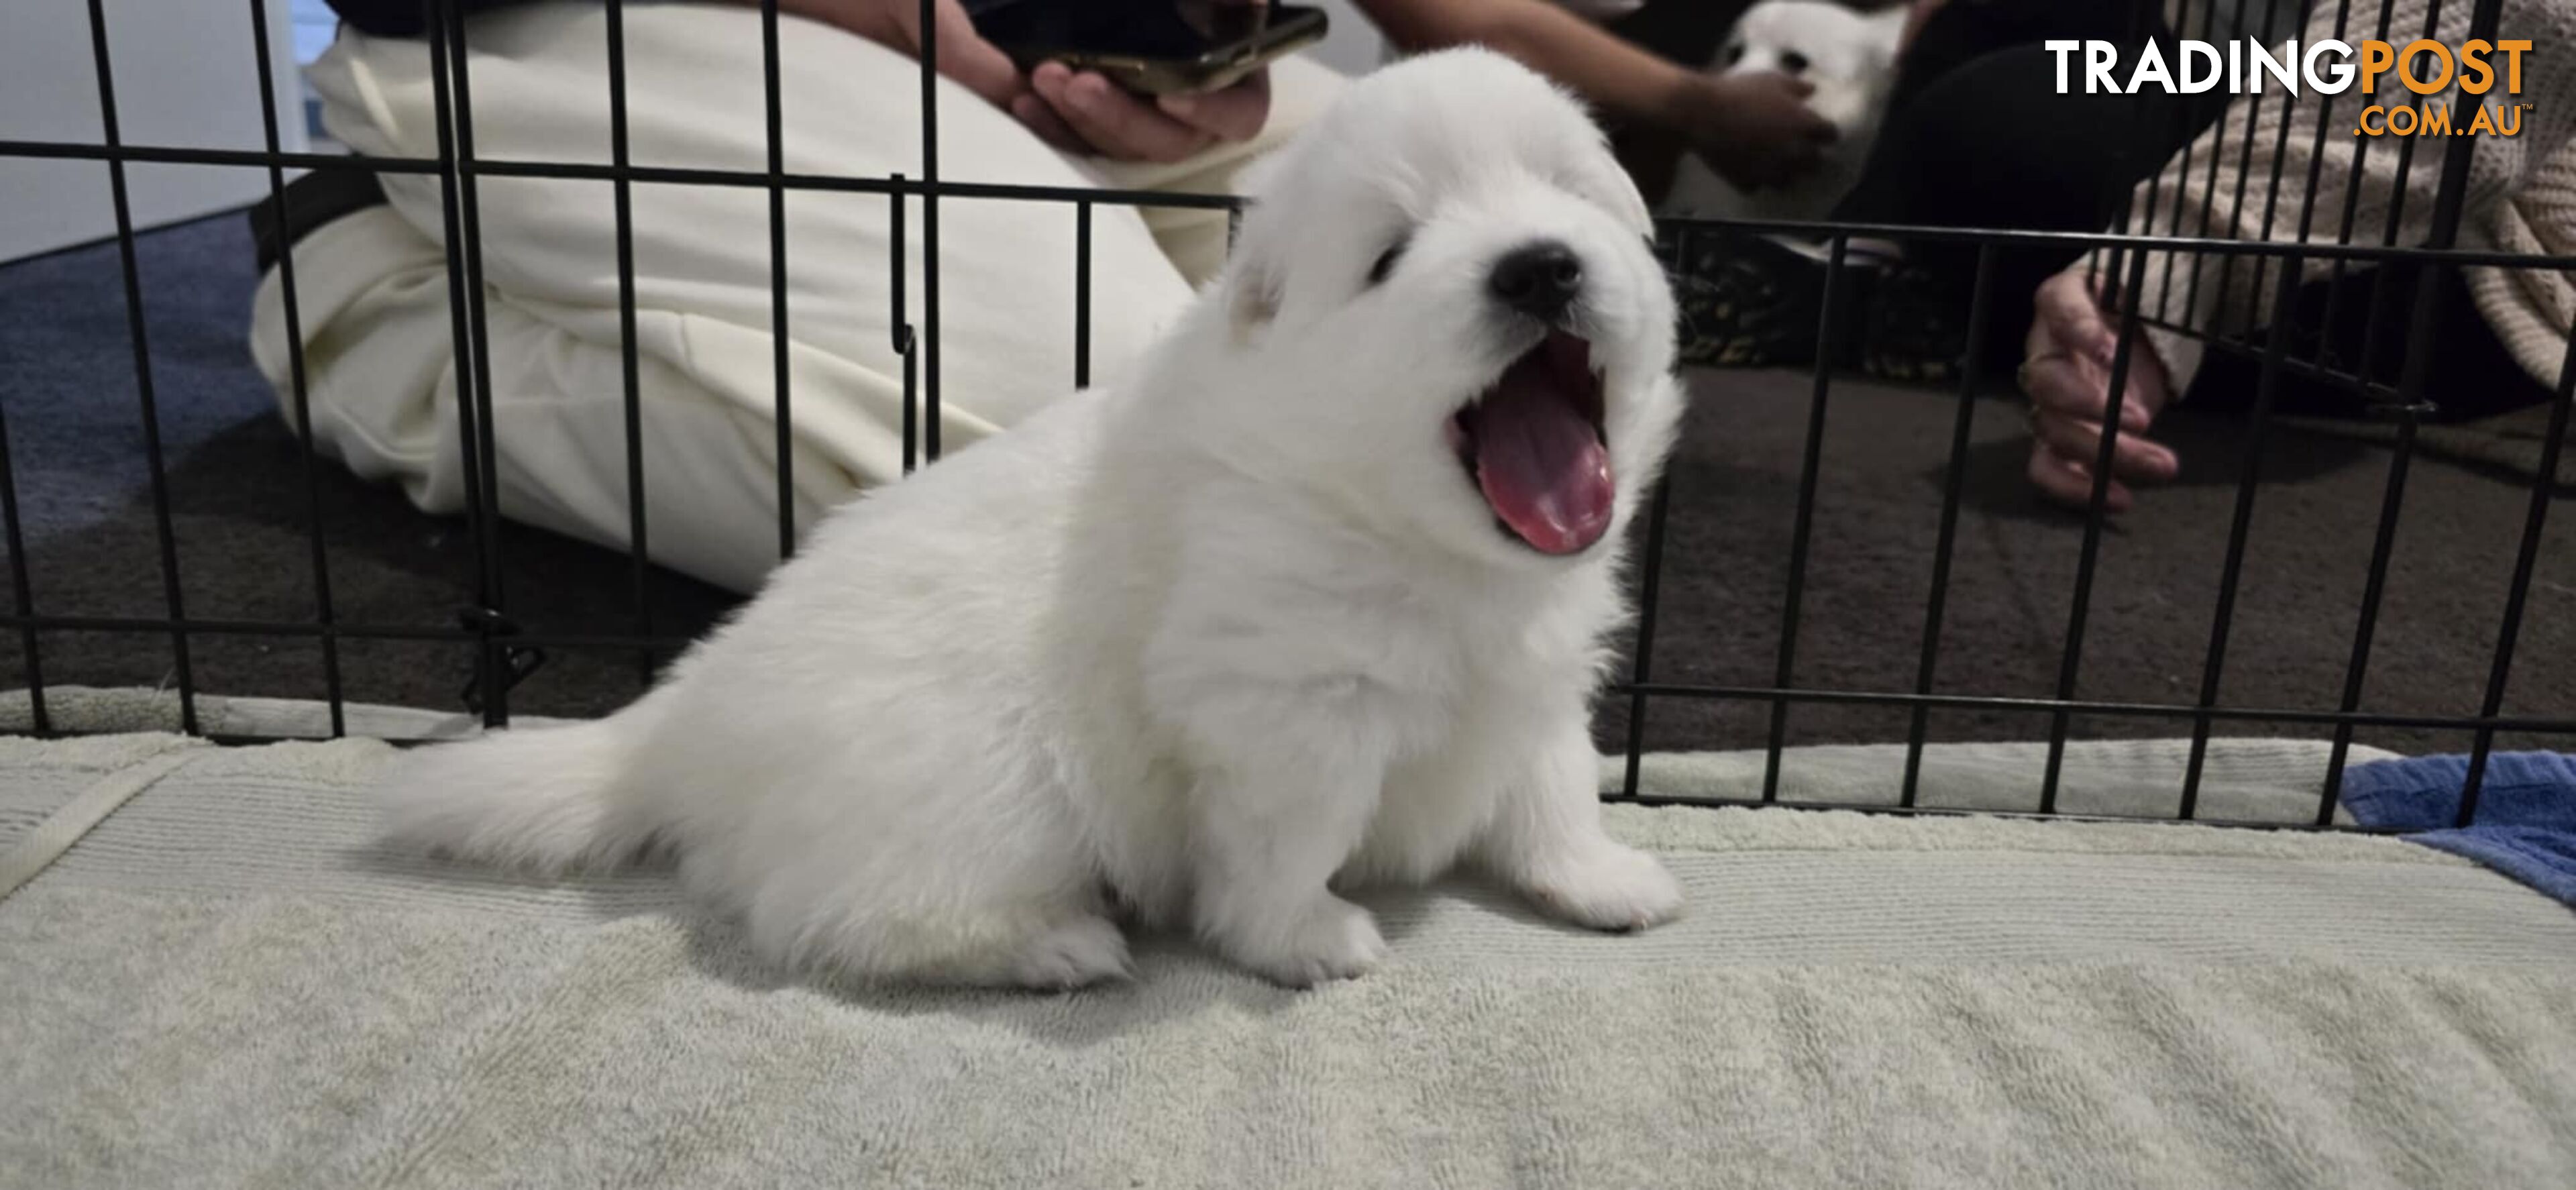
(249, 3, 1340, 592)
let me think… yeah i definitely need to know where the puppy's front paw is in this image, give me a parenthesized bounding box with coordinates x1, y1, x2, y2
(1221, 896, 1389, 988)
(1518, 843, 1684, 933)
(1002, 916, 1136, 990)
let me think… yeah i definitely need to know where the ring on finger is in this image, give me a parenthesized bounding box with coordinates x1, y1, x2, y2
(2017, 349, 2072, 390)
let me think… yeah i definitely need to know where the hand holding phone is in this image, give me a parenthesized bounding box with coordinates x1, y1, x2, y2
(970, 0, 1329, 97)
(754, 0, 1295, 162)
(977, 0, 1322, 162)
(760, 0, 1031, 114)
(1016, 60, 1270, 162)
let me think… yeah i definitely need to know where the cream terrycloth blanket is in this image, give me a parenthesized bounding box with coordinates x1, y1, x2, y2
(3, 697, 2573, 1187)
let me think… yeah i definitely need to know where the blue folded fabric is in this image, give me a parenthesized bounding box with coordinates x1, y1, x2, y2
(2340, 752, 2576, 906)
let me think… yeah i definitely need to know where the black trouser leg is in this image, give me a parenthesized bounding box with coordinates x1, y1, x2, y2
(1837, 27, 2233, 370)
(2192, 265, 2551, 419)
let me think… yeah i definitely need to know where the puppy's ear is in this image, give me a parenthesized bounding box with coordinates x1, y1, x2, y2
(1223, 153, 1295, 340)
(1224, 242, 1282, 341)
(1862, 6, 1909, 72)
(1590, 140, 1657, 239)
(1609, 169, 1656, 239)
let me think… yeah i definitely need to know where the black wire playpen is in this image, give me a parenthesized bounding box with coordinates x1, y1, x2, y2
(0, 0, 2567, 830)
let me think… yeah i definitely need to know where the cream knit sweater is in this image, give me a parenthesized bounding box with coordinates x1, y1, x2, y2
(2095, 0, 2576, 393)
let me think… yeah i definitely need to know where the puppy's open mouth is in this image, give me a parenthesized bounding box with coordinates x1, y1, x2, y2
(1446, 329, 1611, 556)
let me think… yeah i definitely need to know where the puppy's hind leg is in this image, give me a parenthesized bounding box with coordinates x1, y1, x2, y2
(716, 751, 1134, 991)
(739, 861, 1134, 991)
(1475, 714, 1683, 932)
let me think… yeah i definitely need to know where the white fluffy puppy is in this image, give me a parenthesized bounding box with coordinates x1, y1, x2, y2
(378, 49, 1688, 990)
(1662, 0, 1907, 223)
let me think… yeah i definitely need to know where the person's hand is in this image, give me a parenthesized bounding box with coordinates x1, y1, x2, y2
(1674, 70, 1837, 191)
(765, 0, 1271, 162)
(769, 0, 1030, 113)
(2019, 268, 2179, 513)
(1016, 60, 1271, 162)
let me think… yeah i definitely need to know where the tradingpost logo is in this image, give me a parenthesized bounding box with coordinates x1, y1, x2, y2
(2045, 37, 2534, 137)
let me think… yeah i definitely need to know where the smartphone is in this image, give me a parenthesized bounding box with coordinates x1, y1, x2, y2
(967, 0, 1330, 97)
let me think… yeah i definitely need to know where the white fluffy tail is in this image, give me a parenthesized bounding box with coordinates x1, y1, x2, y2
(377, 716, 651, 873)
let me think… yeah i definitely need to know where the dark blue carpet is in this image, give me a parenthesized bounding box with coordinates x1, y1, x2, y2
(0, 212, 736, 720)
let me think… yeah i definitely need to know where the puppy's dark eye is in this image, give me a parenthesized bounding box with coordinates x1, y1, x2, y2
(1366, 236, 1408, 287)
(1780, 50, 1809, 74)
(1723, 42, 1745, 67)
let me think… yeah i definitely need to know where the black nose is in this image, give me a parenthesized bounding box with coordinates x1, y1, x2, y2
(1488, 241, 1583, 321)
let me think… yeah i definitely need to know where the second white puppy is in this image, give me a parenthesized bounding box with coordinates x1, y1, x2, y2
(377, 49, 1688, 989)
(1662, 0, 1907, 223)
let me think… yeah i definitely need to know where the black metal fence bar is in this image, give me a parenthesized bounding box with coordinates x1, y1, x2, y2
(2178, 260, 2308, 820)
(1898, 244, 1998, 809)
(1611, 682, 2576, 735)
(1076, 200, 1094, 389)
(83, 0, 200, 735)
(2316, 0, 2510, 822)
(894, 176, 919, 474)
(2155, 0, 2202, 307)
(2049, 0, 2201, 813)
(13, 122, 2575, 266)
(1760, 236, 1850, 803)
(433, 0, 515, 727)
(1619, 225, 1688, 803)
(605, 0, 655, 686)
(918, 0, 944, 464)
(2349, 0, 2450, 387)
(761, 1, 796, 561)
(5, 602, 2565, 736)
(422, 0, 498, 725)
(0, 378, 46, 737)
(2037, 245, 2156, 814)
(2180, 23, 2381, 816)
(2089, 0, 2155, 291)
(246, 0, 347, 737)
(0, 0, 2565, 838)
(2239, 0, 2339, 335)
(2453, 331, 2576, 825)
(2310, 0, 2402, 379)
(0, 604, 2567, 737)
(1597, 790, 2426, 831)
(1618, 478, 1674, 801)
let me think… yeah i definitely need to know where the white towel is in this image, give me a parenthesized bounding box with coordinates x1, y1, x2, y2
(3, 706, 2571, 1189)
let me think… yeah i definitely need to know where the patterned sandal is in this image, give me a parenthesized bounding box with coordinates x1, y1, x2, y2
(1660, 227, 1833, 369)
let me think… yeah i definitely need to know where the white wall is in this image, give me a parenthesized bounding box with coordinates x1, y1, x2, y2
(0, 0, 1385, 264)
(0, 0, 307, 262)
(1307, 0, 1393, 77)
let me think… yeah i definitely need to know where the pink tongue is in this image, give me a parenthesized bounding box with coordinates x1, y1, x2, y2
(1472, 356, 1613, 555)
